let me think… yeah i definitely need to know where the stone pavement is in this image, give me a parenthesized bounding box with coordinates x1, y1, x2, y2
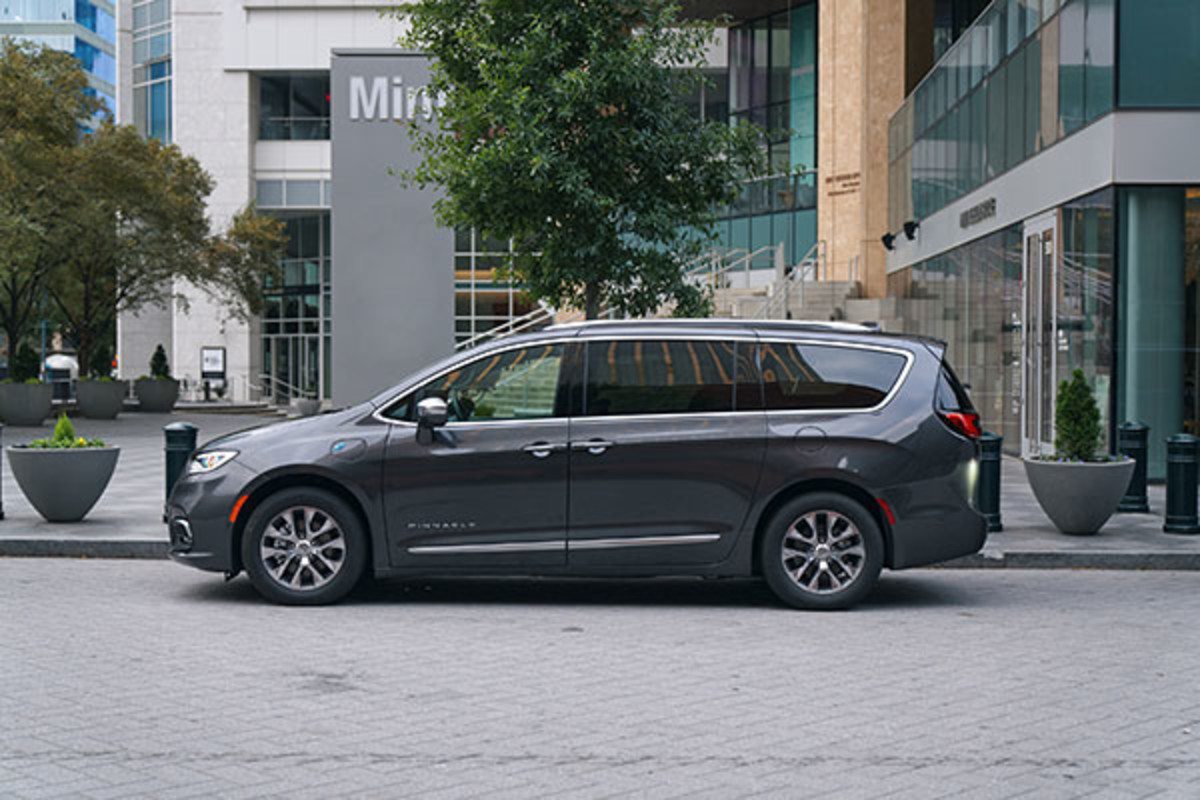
(0, 409, 1197, 568)
(1, 561, 1198, 798)
(0, 410, 272, 556)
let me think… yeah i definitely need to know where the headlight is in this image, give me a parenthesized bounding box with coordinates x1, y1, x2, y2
(189, 450, 238, 474)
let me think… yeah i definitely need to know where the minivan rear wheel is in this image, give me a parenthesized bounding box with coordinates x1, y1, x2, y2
(760, 492, 884, 610)
(241, 487, 367, 605)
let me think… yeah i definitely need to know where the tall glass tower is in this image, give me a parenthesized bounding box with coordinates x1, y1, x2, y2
(0, 0, 117, 121)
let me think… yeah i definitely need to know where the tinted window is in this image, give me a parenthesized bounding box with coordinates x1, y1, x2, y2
(584, 340, 737, 416)
(759, 342, 907, 410)
(937, 363, 976, 412)
(388, 344, 563, 422)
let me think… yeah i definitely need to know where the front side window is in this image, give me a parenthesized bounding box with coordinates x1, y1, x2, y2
(759, 342, 908, 410)
(389, 344, 564, 423)
(583, 340, 740, 416)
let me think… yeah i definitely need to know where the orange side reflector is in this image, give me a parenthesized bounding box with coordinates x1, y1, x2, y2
(877, 498, 896, 527)
(230, 495, 249, 524)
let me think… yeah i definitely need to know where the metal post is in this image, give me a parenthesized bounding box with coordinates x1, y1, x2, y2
(163, 422, 198, 521)
(1117, 421, 1149, 513)
(1164, 434, 1200, 534)
(975, 432, 1002, 532)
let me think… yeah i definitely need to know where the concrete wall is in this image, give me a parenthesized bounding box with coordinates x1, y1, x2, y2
(329, 50, 453, 407)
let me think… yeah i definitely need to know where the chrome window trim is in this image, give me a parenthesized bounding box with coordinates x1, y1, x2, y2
(373, 333, 918, 426)
(755, 337, 916, 416)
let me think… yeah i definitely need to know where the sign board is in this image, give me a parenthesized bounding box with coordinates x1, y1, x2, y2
(201, 346, 226, 381)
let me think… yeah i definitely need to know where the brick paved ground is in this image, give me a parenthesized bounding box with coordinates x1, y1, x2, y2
(2, 561, 1198, 798)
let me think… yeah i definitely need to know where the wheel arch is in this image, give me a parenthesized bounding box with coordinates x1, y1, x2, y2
(749, 478, 894, 575)
(231, 469, 374, 574)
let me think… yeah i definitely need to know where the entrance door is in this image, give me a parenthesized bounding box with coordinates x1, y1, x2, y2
(1021, 212, 1058, 457)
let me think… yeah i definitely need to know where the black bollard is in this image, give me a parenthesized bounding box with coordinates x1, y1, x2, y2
(1164, 434, 1200, 535)
(975, 432, 1002, 532)
(163, 422, 198, 521)
(1117, 421, 1150, 512)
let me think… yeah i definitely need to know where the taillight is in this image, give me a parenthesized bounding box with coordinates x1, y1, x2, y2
(940, 410, 981, 439)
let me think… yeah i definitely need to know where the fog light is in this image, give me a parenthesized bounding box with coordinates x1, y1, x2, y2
(171, 518, 194, 548)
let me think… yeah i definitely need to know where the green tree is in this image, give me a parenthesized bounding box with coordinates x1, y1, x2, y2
(0, 39, 102, 367)
(397, 0, 763, 318)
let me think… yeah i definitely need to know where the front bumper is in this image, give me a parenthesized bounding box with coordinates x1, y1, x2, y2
(166, 461, 257, 573)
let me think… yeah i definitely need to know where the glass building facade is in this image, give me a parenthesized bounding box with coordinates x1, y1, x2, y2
(886, 0, 1200, 478)
(709, 3, 818, 271)
(1, 0, 117, 118)
(131, 0, 172, 141)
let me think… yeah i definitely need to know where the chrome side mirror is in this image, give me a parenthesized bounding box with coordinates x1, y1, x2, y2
(416, 396, 448, 429)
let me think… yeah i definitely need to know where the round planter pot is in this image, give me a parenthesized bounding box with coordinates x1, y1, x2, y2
(1023, 457, 1136, 535)
(291, 398, 320, 417)
(134, 378, 180, 413)
(76, 380, 128, 419)
(0, 382, 54, 426)
(7, 446, 120, 522)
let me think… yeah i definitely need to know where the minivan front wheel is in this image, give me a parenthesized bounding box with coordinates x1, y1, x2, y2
(241, 487, 367, 605)
(761, 493, 884, 610)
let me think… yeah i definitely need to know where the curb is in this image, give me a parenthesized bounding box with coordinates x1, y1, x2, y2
(1, 540, 1199, 570)
(936, 550, 1200, 570)
(0, 539, 168, 559)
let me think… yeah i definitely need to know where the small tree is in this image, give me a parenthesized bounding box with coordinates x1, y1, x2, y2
(149, 344, 171, 379)
(1054, 369, 1102, 461)
(398, 0, 763, 318)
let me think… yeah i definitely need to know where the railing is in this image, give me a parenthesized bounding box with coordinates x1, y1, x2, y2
(685, 244, 784, 291)
(754, 239, 828, 320)
(253, 373, 317, 406)
(454, 303, 557, 351)
(258, 116, 330, 141)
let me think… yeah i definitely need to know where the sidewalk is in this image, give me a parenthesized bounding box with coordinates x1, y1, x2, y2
(0, 414, 1198, 569)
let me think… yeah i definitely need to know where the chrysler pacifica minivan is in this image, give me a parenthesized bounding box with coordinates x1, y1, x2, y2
(168, 320, 986, 609)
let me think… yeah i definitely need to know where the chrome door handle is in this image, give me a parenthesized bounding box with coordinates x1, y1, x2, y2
(523, 442, 566, 458)
(572, 439, 614, 456)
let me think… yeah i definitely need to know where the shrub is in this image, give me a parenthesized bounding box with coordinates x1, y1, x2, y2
(149, 344, 171, 379)
(9, 343, 41, 382)
(25, 413, 105, 449)
(1054, 369, 1102, 462)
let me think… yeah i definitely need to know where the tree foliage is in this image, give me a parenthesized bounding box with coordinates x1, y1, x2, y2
(1055, 369, 1102, 462)
(397, 0, 763, 318)
(0, 40, 286, 375)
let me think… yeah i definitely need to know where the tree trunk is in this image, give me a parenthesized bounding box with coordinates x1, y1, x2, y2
(584, 281, 601, 320)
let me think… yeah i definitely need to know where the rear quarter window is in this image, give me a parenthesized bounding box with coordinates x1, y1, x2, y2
(759, 342, 908, 411)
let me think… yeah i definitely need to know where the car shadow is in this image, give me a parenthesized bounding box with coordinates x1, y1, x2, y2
(179, 570, 974, 611)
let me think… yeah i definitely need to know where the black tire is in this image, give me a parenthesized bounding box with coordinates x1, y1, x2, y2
(760, 492, 884, 610)
(241, 487, 368, 605)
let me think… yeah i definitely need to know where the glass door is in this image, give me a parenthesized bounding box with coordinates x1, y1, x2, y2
(1021, 212, 1058, 457)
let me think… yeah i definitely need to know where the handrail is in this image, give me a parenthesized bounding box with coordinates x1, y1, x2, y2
(754, 239, 827, 320)
(256, 372, 316, 404)
(685, 244, 783, 291)
(454, 303, 557, 351)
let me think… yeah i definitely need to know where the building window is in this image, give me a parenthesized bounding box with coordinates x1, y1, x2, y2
(131, 0, 171, 142)
(1117, 0, 1200, 108)
(453, 227, 535, 346)
(262, 211, 331, 402)
(259, 74, 330, 140)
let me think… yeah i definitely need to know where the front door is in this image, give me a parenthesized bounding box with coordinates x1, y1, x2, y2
(1022, 212, 1058, 457)
(567, 337, 765, 567)
(381, 342, 570, 569)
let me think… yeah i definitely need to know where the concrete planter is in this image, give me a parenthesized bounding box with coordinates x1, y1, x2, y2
(134, 378, 179, 413)
(1023, 457, 1136, 535)
(7, 446, 120, 522)
(291, 398, 321, 417)
(76, 380, 128, 419)
(0, 382, 53, 426)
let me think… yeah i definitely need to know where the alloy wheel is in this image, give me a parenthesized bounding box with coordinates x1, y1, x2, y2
(780, 510, 866, 594)
(259, 505, 347, 591)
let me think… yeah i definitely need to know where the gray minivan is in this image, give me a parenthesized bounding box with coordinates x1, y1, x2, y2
(168, 320, 986, 609)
